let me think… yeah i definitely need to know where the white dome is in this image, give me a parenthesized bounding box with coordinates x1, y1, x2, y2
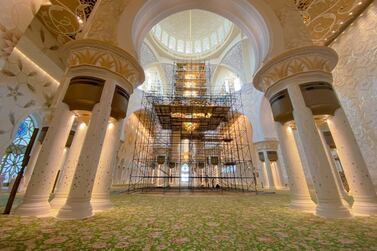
(150, 10, 233, 57)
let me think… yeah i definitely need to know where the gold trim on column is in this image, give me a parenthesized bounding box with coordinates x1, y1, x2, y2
(269, 89, 294, 124)
(300, 82, 340, 116)
(253, 46, 338, 93)
(267, 151, 278, 161)
(111, 86, 130, 120)
(63, 76, 105, 112)
(64, 39, 145, 93)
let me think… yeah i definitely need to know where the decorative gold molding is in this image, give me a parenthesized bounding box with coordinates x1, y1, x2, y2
(253, 46, 338, 93)
(295, 0, 373, 45)
(254, 140, 279, 151)
(64, 39, 145, 91)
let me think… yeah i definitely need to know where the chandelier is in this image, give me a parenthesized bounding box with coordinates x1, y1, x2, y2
(183, 122, 199, 132)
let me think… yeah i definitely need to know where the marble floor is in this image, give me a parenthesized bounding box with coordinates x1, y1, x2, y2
(1, 191, 377, 250)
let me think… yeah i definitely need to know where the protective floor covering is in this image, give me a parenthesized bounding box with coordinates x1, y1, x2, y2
(1, 192, 377, 250)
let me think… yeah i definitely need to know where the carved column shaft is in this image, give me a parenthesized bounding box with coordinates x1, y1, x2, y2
(328, 108, 377, 216)
(50, 121, 88, 209)
(91, 119, 123, 212)
(15, 103, 75, 217)
(57, 80, 116, 220)
(275, 122, 315, 212)
(287, 84, 351, 218)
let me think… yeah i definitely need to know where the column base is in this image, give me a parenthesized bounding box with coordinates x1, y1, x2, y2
(315, 202, 352, 219)
(352, 201, 377, 216)
(275, 186, 288, 191)
(91, 193, 113, 212)
(14, 196, 52, 217)
(49, 194, 67, 209)
(290, 198, 316, 213)
(56, 200, 93, 220)
(265, 186, 276, 191)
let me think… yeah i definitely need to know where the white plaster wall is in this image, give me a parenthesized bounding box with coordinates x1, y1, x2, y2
(330, 3, 377, 184)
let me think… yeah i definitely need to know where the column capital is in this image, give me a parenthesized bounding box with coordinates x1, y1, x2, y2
(63, 39, 145, 95)
(253, 46, 338, 94)
(254, 139, 279, 152)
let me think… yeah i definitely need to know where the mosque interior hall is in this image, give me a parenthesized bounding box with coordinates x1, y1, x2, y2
(1, 0, 377, 250)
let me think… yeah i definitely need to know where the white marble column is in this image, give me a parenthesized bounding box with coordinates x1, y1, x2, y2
(157, 165, 163, 187)
(20, 140, 42, 193)
(50, 121, 88, 209)
(287, 84, 351, 218)
(263, 151, 275, 190)
(259, 161, 269, 189)
(270, 161, 284, 190)
(91, 119, 122, 212)
(328, 108, 377, 216)
(214, 165, 219, 186)
(14, 103, 75, 217)
(275, 122, 315, 212)
(317, 127, 350, 207)
(57, 80, 116, 220)
(52, 147, 69, 193)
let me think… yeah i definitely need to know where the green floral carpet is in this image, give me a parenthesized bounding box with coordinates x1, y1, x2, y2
(1, 191, 377, 250)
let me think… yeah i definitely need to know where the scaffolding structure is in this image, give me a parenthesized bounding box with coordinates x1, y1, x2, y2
(127, 62, 256, 192)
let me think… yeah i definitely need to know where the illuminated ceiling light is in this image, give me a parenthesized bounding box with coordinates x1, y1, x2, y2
(184, 81, 195, 88)
(79, 122, 86, 130)
(358, 1, 363, 5)
(183, 90, 198, 97)
(183, 122, 199, 132)
(77, 16, 84, 25)
(349, 12, 353, 15)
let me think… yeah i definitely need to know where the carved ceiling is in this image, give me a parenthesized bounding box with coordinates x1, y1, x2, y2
(295, 0, 373, 45)
(38, 0, 97, 43)
(35, 0, 373, 48)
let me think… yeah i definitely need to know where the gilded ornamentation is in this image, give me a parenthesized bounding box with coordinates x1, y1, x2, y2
(38, 0, 97, 43)
(66, 40, 144, 90)
(273, 0, 313, 49)
(295, 0, 373, 45)
(253, 46, 338, 92)
(84, 0, 129, 45)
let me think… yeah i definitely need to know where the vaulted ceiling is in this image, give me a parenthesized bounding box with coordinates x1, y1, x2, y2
(22, 0, 373, 66)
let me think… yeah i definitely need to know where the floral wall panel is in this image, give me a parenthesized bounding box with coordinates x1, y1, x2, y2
(331, 4, 377, 184)
(0, 49, 59, 155)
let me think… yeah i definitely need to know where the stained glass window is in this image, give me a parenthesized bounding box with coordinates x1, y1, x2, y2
(181, 164, 189, 182)
(0, 116, 36, 184)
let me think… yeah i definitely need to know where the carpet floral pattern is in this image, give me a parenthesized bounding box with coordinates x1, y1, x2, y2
(1, 192, 377, 250)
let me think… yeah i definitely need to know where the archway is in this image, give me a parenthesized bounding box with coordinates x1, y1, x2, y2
(118, 0, 285, 69)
